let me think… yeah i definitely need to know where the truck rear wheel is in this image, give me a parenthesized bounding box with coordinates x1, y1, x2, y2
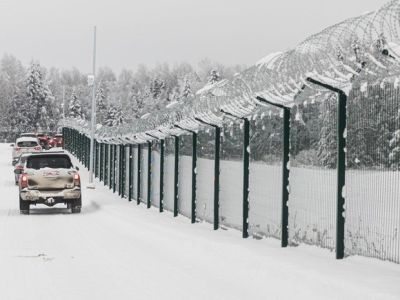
(71, 198, 82, 214)
(19, 197, 30, 215)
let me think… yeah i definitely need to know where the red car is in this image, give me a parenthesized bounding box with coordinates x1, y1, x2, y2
(48, 134, 63, 148)
(36, 133, 50, 149)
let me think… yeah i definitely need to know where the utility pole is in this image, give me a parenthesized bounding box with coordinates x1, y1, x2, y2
(88, 26, 97, 188)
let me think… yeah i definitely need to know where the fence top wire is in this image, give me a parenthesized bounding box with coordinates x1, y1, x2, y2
(60, 0, 400, 144)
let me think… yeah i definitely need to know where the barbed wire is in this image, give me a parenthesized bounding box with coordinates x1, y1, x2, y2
(59, 0, 400, 143)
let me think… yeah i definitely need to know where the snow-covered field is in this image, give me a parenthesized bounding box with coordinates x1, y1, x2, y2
(0, 143, 399, 300)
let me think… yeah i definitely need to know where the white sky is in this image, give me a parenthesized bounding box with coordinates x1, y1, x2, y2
(0, 0, 387, 72)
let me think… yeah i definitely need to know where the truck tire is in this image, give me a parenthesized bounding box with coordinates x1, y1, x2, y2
(19, 197, 30, 215)
(71, 198, 82, 214)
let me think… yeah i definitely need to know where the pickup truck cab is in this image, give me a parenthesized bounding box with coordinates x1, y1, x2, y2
(16, 152, 82, 214)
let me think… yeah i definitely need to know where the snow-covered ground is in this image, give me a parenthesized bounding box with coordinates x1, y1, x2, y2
(0, 144, 399, 300)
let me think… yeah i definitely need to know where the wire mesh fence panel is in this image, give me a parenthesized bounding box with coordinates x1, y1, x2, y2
(248, 107, 283, 239)
(288, 97, 337, 250)
(163, 138, 175, 212)
(151, 142, 160, 208)
(219, 120, 243, 231)
(132, 146, 138, 201)
(178, 134, 192, 219)
(345, 82, 400, 263)
(140, 145, 148, 204)
(196, 128, 215, 223)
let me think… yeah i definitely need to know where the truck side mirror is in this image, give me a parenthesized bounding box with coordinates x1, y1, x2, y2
(10, 144, 14, 147)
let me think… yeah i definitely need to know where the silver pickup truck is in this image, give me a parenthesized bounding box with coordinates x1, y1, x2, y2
(15, 152, 82, 214)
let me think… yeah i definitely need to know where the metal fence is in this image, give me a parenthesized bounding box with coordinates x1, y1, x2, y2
(62, 81, 400, 264)
(61, 0, 400, 263)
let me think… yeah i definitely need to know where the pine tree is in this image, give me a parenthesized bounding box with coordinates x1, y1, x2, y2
(96, 83, 108, 124)
(208, 69, 221, 85)
(68, 90, 83, 119)
(114, 106, 125, 126)
(104, 105, 125, 127)
(181, 78, 192, 99)
(26, 62, 49, 131)
(131, 90, 146, 119)
(150, 78, 165, 99)
(8, 93, 31, 134)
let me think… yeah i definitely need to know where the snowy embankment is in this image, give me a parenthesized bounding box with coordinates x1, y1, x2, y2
(0, 144, 399, 300)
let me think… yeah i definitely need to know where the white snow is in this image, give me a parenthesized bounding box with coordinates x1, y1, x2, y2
(0, 143, 399, 299)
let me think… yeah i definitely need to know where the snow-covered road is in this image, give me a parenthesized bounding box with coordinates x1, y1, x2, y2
(0, 144, 399, 300)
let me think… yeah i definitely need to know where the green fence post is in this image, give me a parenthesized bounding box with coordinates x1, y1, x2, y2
(214, 127, 220, 230)
(160, 140, 164, 212)
(109, 144, 113, 190)
(336, 91, 347, 259)
(242, 118, 250, 238)
(194, 118, 220, 230)
(281, 107, 290, 247)
(100, 143, 103, 182)
(305, 78, 347, 259)
(104, 144, 108, 186)
(87, 137, 90, 168)
(173, 136, 179, 217)
(191, 132, 197, 224)
(147, 141, 152, 208)
(96, 140, 99, 178)
(128, 145, 133, 202)
(113, 145, 117, 193)
(122, 145, 126, 198)
(118, 145, 122, 196)
(137, 144, 141, 205)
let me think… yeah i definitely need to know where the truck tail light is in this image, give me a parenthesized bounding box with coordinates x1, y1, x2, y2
(15, 147, 21, 151)
(34, 146, 41, 151)
(74, 173, 81, 187)
(20, 174, 28, 188)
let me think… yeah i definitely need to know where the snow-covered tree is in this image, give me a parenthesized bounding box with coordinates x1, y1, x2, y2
(181, 78, 193, 99)
(96, 83, 108, 124)
(26, 62, 53, 131)
(104, 105, 125, 127)
(208, 69, 221, 85)
(68, 91, 83, 119)
(150, 78, 165, 99)
(131, 90, 146, 119)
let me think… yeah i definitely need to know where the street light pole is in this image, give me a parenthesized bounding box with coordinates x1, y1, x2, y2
(62, 86, 65, 118)
(88, 26, 97, 188)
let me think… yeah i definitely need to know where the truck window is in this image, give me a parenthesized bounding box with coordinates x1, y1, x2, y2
(26, 155, 73, 170)
(17, 141, 38, 147)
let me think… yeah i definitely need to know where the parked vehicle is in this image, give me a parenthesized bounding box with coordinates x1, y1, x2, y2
(36, 133, 50, 150)
(15, 152, 82, 214)
(48, 133, 63, 148)
(19, 133, 37, 138)
(13, 153, 31, 185)
(11, 137, 42, 165)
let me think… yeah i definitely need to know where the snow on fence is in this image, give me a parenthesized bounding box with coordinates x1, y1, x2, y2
(60, 0, 400, 263)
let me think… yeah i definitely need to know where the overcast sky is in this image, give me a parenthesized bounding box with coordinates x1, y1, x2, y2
(0, 0, 387, 73)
